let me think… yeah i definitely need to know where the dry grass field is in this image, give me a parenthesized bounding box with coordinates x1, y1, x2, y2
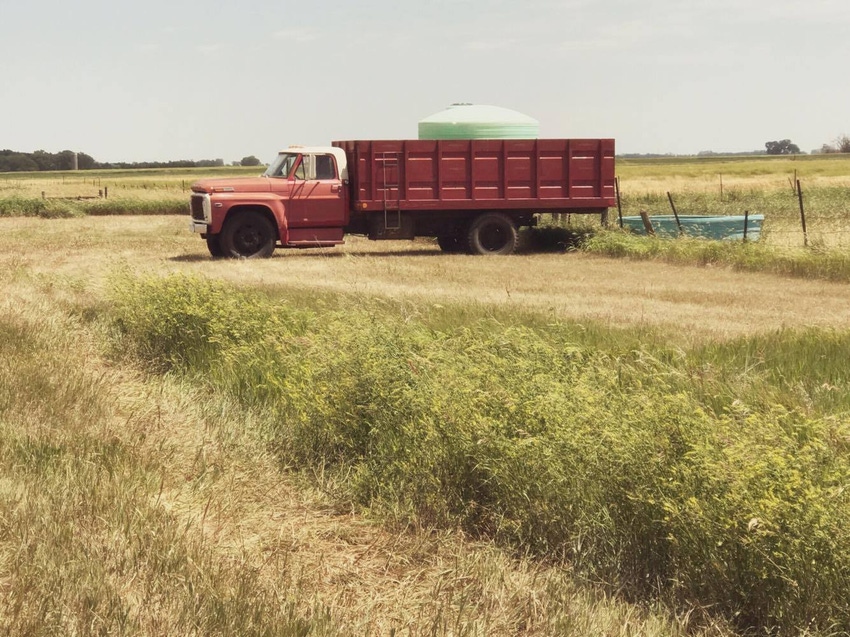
(2, 156, 850, 635)
(0, 216, 755, 635)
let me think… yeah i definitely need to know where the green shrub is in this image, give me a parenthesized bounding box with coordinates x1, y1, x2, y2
(0, 195, 185, 217)
(0, 196, 82, 218)
(82, 198, 186, 215)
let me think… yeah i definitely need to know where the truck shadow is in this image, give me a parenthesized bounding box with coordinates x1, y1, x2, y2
(171, 229, 594, 262)
(169, 249, 440, 262)
(520, 227, 594, 252)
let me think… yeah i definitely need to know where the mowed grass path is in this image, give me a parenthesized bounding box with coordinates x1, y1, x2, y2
(3, 215, 849, 342)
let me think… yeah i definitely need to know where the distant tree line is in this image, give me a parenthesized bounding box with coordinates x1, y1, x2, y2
(0, 149, 241, 173)
(626, 134, 850, 158)
(763, 135, 850, 156)
(99, 158, 225, 170)
(816, 135, 850, 154)
(621, 151, 764, 159)
(0, 149, 96, 172)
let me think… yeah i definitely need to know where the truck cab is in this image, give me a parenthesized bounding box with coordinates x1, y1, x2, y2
(189, 147, 349, 258)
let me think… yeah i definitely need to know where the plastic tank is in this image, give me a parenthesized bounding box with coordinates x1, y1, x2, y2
(418, 103, 539, 140)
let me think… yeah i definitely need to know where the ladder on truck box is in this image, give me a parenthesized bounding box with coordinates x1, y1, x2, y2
(380, 152, 401, 231)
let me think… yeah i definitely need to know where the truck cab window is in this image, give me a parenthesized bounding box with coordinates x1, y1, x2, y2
(264, 153, 299, 178)
(315, 155, 336, 180)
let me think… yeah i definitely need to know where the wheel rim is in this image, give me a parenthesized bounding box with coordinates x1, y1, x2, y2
(234, 224, 265, 254)
(478, 223, 509, 252)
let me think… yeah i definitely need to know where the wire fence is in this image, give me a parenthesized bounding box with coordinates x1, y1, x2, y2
(613, 177, 850, 249)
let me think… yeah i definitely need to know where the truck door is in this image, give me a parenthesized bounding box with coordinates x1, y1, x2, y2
(286, 154, 346, 228)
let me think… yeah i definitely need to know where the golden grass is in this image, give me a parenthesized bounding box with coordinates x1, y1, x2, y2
(616, 153, 850, 194)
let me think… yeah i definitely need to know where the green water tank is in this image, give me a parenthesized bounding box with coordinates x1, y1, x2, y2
(418, 103, 539, 140)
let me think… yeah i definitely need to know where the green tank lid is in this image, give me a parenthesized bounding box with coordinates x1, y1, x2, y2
(418, 103, 539, 140)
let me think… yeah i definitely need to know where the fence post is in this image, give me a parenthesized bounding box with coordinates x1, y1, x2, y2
(615, 176, 623, 228)
(743, 210, 749, 243)
(797, 179, 808, 247)
(666, 191, 683, 236)
(639, 210, 655, 236)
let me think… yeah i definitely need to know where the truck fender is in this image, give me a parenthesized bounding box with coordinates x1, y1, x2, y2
(211, 199, 288, 245)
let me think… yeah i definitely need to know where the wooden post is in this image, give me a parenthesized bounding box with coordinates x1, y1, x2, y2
(743, 210, 749, 242)
(797, 179, 808, 247)
(639, 210, 655, 236)
(104, 186, 108, 199)
(615, 176, 623, 228)
(666, 191, 683, 236)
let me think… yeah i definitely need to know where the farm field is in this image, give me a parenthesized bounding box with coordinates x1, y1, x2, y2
(3, 152, 850, 247)
(1, 156, 850, 635)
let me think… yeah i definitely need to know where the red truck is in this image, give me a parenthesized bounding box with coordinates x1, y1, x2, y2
(189, 138, 615, 257)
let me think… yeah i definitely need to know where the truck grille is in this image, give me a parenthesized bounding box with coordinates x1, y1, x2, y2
(190, 193, 210, 222)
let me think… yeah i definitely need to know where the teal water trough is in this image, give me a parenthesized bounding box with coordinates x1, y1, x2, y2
(620, 215, 764, 241)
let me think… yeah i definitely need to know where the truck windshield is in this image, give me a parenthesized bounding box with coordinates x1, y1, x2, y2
(264, 153, 300, 178)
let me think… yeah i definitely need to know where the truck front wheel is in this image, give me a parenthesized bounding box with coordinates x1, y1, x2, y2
(220, 211, 276, 258)
(467, 213, 517, 255)
(205, 234, 225, 258)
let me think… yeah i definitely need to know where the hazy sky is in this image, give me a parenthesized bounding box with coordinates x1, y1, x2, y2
(1, 0, 848, 163)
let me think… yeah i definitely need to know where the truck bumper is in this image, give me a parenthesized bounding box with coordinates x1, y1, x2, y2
(189, 220, 209, 234)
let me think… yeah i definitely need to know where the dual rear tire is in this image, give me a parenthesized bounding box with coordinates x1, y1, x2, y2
(436, 213, 519, 255)
(466, 213, 518, 255)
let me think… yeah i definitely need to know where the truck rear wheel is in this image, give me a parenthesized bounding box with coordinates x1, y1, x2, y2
(220, 211, 276, 258)
(467, 213, 517, 255)
(437, 234, 466, 253)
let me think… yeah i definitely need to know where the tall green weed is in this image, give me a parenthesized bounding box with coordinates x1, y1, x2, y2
(0, 196, 80, 218)
(107, 273, 850, 635)
(0, 195, 185, 217)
